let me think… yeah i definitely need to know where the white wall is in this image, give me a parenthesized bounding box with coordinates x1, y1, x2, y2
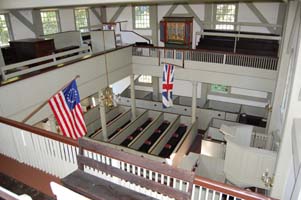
(10, 10, 35, 40)
(8, 7, 102, 40)
(59, 8, 75, 32)
(237, 3, 280, 33)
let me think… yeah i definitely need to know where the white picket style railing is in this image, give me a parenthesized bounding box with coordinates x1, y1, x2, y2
(132, 46, 278, 71)
(0, 117, 274, 200)
(1, 46, 92, 81)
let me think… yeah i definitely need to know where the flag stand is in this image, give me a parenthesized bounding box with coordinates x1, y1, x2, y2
(22, 75, 80, 123)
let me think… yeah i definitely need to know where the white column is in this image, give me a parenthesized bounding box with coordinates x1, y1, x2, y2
(130, 74, 136, 119)
(99, 92, 108, 141)
(152, 76, 160, 101)
(191, 81, 198, 124)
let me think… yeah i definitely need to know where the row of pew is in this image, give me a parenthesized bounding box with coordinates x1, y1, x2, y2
(86, 106, 197, 166)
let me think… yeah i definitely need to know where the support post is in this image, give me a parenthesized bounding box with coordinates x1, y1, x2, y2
(191, 81, 198, 124)
(130, 74, 136, 119)
(152, 76, 160, 101)
(99, 92, 108, 141)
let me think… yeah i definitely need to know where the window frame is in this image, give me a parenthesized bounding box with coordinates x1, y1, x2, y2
(40, 9, 61, 35)
(133, 5, 150, 30)
(138, 75, 152, 84)
(213, 3, 238, 31)
(0, 13, 13, 47)
(74, 7, 90, 33)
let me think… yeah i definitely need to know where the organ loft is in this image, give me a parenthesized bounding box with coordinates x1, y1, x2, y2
(0, 1, 300, 200)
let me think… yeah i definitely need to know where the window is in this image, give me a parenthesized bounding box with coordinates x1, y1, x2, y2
(40, 10, 60, 35)
(215, 4, 236, 30)
(211, 84, 229, 93)
(134, 6, 150, 29)
(74, 8, 89, 32)
(138, 75, 152, 84)
(0, 14, 12, 46)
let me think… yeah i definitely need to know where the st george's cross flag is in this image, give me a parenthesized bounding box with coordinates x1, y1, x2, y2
(48, 80, 87, 140)
(162, 64, 174, 108)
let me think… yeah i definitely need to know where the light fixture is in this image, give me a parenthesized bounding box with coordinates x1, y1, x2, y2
(100, 33, 117, 109)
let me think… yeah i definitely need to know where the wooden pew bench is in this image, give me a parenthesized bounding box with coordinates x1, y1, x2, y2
(62, 137, 195, 200)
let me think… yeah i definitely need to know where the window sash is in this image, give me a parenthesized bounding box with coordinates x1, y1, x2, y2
(134, 6, 150, 29)
(74, 8, 89, 32)
(215, 4, 237, 30)
(0, 14, 12, 46)
(41, 10, 60, 35)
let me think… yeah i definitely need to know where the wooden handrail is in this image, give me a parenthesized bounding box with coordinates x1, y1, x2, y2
(0, 44, 133, 87)
(0, 116, 79, 147)
(193, 176, 277, 200)
(133, 45, 279, 59)
(0, 115, 277, 200)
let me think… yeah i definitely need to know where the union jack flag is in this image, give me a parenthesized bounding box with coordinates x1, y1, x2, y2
(162, 64, 174, 108)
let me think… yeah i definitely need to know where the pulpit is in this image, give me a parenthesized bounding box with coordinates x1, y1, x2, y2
(160, 15, 193, 49)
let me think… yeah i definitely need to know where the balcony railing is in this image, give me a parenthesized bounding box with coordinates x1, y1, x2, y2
(0, 116, 276, 200)
(132, 46, 278, 71)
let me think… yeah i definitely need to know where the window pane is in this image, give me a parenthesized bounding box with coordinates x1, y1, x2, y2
(138, 75, 152, 83)
(75, 8, 89, 32)
(0, 14, 11, 46)
(41, 11, 59, 35)
(134, 6, 150, 29)
(215, 4, 236, 30)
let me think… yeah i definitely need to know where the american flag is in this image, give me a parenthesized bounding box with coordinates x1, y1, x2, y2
(48, 80, 87, 140)
(162, 64, 174, 108)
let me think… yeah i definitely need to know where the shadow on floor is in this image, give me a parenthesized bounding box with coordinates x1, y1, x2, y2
(0, 173, 54, 200)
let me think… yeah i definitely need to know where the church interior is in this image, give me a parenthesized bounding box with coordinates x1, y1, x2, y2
(0, 0, 301, 200)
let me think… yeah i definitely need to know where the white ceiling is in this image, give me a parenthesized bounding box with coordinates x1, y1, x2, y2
(0, 0, 286, 10)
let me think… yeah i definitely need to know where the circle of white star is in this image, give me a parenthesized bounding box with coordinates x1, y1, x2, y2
(66, 88, 78, 104)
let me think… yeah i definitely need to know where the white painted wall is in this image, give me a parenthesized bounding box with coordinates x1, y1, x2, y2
(59, 8, 75, 32)
(8, 7, 102, 40)
(9, 10, 35, 40)
(237, 3, 280, 33)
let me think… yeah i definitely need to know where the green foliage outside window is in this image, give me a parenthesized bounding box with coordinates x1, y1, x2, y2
(0, 14, 10, 46)
(41, 11, 60, 35)
(75, 8, 89, 33)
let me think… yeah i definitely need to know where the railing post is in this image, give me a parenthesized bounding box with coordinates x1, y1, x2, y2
(223, 54, 226, 64)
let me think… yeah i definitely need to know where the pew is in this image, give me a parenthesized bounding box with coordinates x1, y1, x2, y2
(62, 137, 195, 200)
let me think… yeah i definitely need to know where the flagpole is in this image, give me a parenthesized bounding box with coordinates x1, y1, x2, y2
(161, 61, 183, 68)
(22, 75, 80, 123)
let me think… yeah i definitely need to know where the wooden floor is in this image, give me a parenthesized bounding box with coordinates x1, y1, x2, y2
(0, 154, 61, 198)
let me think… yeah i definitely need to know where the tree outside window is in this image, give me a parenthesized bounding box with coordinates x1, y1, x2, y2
(74, 8, 89, 33)
(41, 10, 60, 35)
(0, 14, 11, 46)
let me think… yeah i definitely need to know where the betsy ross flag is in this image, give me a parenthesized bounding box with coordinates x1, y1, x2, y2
(48, 80, 87, 140)
(162, 64, 174, 108)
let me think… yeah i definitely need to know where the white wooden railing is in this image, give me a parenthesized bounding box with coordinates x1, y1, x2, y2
(1, 46, 92, 81)
(0, 117, 275, 200)
(0, 186, 32, 200)
(133, 46, 278, 71)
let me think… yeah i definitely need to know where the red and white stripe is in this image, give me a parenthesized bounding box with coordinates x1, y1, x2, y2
(48, 91, 87, 140)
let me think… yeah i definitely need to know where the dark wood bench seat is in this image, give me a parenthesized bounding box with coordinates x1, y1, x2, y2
(62, 170, 155, 200)
(61, 137, 195, 200)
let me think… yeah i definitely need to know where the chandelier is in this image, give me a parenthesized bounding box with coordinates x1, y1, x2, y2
(100, 86, 114, 108)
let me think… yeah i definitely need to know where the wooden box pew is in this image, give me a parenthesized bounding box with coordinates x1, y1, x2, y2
(130, 113, 179, 153)
(92, 108, 146, 141)
(110, 110, 161, 146)
(85, 106, 130, 137)
(150, 116, 197, 166)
